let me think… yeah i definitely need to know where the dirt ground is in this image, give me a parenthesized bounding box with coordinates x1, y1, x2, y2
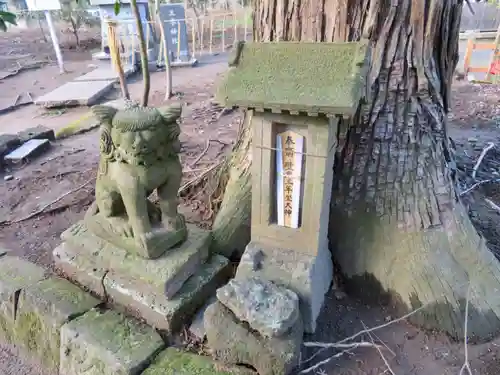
(1, 28, 500, 375)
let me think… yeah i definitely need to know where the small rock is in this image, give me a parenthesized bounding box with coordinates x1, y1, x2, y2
(334, 290, 347, 300)
(3, 175, 13, 181)
(216, 277, 300, 338)
(189, 295, 217, 341)
(468, 137, 478, 143)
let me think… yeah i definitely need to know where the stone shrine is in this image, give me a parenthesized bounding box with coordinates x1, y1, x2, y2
(205, 41, 369, 374)
(54, 103, 230, 333)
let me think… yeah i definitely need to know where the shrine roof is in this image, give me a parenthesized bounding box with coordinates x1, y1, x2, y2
(216, 41, 369, 116)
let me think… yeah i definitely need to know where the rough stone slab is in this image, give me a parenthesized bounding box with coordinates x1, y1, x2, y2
(74, 65, 135, 82)
(235, 242, 333, 333)
(3, 139, 51, 165)
(0, 134, 21, 158)
(35, 80, 115, 108)
(142, 347, 255, 375)
(205, 301, 303, 375)
(53, 243, 107, 297)
(17, 125, 56, 143)
(61, 221, 211, 299)
(189, 295, 216, 341)
(60, 309, 164, 375)
(0, 256, 46, 343)
(105, 254, 230, 333)
(217, 277, 300, 338)
(14, 277, 101, 372)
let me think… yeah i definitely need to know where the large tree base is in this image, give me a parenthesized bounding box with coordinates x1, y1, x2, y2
(331, 203, 500, 342)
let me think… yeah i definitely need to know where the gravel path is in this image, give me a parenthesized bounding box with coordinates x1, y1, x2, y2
(0, 344, 51, 375)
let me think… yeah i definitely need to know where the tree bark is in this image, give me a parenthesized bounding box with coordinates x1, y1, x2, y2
(211, 0, 500, 341)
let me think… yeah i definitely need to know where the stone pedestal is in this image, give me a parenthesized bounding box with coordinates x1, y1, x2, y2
(54, 221, 230, 333)
(236, 242, 332, 333)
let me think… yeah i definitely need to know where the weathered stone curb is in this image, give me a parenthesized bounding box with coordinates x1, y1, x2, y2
(15, 277, 101, 372)
(0, 256, 47, 344)
(60, 309, 165, 375)
(54, 98, 130, 140)
(143, 347, 255, 375)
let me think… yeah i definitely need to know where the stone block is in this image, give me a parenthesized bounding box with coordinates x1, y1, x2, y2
(205, 301, 303, 375)
(0, 134, 21, 159)
(0, 256, 46, 343)
(105, 254, 230, 333)
(142, 348, 254, 375)
(60, 309, 164, 375)
(35, 80, 115, 108)
(14, 277, 101, 372)
(216, 277, 300, 338)
(235, 242, 333, 333)
(61, 221, 211, 299)
(17, 125, 56, 143)
(74, 65, 135, 82)
(3, 139, 51, 165)
(53, 243, 107, 297)
(189, 295, 217, 341)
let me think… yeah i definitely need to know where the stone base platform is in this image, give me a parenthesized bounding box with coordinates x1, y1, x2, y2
(54, 221, 231, 333)
(236, 241, 333, 334)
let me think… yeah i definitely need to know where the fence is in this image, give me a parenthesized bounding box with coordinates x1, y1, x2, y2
(111, 10, 252, 67)
(461, 2, 500, 32)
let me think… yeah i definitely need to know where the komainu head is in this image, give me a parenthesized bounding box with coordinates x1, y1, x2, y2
(91, 103, 183, 161)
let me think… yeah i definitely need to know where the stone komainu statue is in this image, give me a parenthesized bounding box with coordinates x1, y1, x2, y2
(84, 103, 187, 259)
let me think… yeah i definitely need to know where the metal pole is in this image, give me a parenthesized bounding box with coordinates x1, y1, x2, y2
(44, 10, 65, 73)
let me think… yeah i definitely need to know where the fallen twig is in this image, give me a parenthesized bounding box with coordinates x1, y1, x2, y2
(485, 198, 500, 214)
(459, 179, 500, 197)
(300, 303, 428, 368)
(12, 179, 94, 223)
(190, 140, 212, 168)
(472, 142, 495, 180)
(362, 321, 396, 375)
(179, 162, 221, 194)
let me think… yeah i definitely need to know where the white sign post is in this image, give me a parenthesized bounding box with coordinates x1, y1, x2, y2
(26, 0, 65, 73)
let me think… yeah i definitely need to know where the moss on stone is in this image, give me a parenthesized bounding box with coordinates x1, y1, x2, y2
(60, 309, 164, 375)
(216, 41, 369, 115)
(143, 348, 253, 375)
(13, 277, 100, 372)
(54, 112, 99, 140)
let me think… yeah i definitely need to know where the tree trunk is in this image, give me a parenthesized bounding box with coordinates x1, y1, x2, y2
(211, 0, 500, 341)
(131, 0, 150, 107)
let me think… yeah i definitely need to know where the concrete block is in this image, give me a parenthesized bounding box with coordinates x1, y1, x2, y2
(3, 139, 51, 165)
(235, 241, 333, 333)
(205, 301, 303, 375)
(53, 243, 108, 297)
(0, 134, 21, 159)
(60, 309, 164, 375)
(188, 295, 216, 341)
(74, 65, 135, 82)
(104, 254, 230, 333)
(57, 222, 231, 333)
(142, 348, 255, 375)
(0, 256, 46, 343)
(35, 80, 115, 108)
(60, 221, 211, 299)
(15, 277, 101, 372)
(17, 125, 55, 143)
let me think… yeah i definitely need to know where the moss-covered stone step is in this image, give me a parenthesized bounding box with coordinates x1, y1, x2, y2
(105, 254, 231, 333)
(14, 277, 101, 372)
(0, 256, 46, 343)
(143, 348, 255, 375)
(60, 309, 165, 375)
(58, 221, 211, 300)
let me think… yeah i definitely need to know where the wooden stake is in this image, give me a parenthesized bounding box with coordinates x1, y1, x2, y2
(107, 20, 130, 100)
